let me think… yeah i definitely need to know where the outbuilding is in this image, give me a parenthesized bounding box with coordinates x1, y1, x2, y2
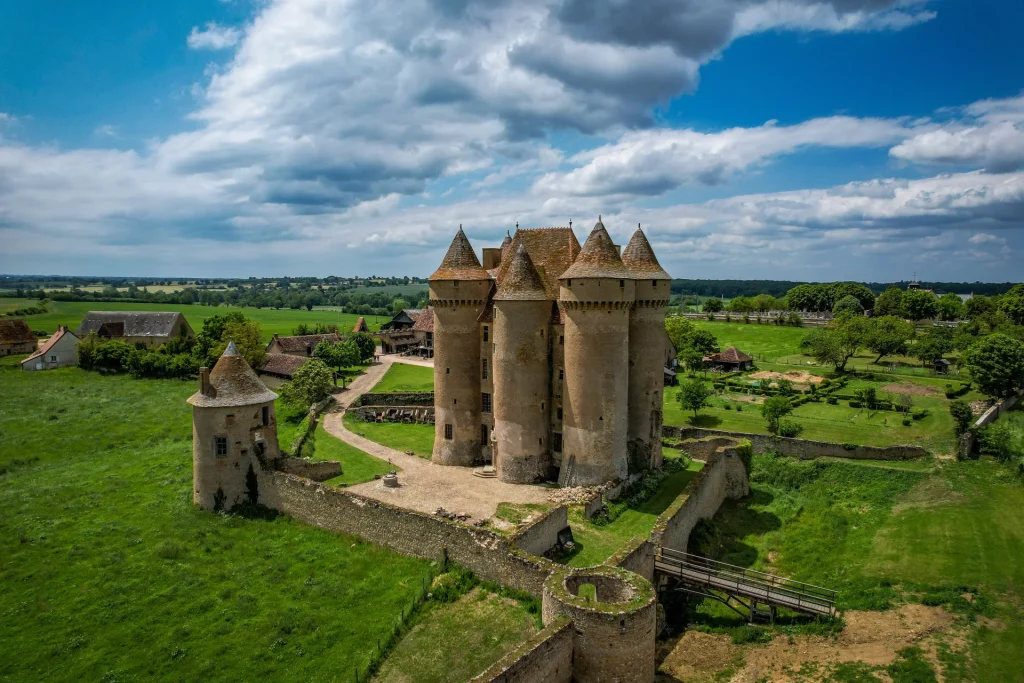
(0, 319, 37, 356)
(21, 326, 79, 371)
(707, 346, 753, 371)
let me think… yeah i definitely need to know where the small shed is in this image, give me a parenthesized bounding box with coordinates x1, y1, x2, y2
(934, 358, 951, 375)
(709, 346, 753, 371)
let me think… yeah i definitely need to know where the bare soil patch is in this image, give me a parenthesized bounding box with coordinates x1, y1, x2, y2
(749, 370, 825, 391)
(881, 382, 940, 397)
(728, 394, 765, 405)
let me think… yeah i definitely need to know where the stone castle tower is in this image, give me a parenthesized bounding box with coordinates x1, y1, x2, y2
(428, 218, 671, 487)
(188, 341, 281, 510)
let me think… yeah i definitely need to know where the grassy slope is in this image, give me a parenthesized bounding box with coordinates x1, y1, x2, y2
(343, 412, 435, 459)
(13, 300, 380, 339)
(373, 589, 537, 683)
(306, 422, 397, 487)
(371, 363, 435, 393)
(0, 356, 431, 682)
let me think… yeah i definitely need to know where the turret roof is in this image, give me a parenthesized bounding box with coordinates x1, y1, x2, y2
(621, 227, 671, 280)
(429, 226, 491, 281)
(559, 217, 631, 280)
(187, 340, 279, 408)
(495, 244, 549, 301)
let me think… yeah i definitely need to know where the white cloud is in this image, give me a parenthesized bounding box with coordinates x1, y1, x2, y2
(733, 1, 935, 37)
(94, 124, 117, 138)
(187, 23, 242, 50)
(968, 232, 1005, 244)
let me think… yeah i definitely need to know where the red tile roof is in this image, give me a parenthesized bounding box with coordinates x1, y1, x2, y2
(621, 228, 671, 280)
(495, 244, 548, 301)
(429, 227, 491, 281)
(412, 306, 435, 333)
(559, 218, 631, 280)
(713, 346, 752, 363)
(22, 326, 76, 363)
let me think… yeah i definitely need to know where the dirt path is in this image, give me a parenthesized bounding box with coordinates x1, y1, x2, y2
(322, 356, 551, 522)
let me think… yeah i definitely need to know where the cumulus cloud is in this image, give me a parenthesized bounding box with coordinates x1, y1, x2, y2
(969, 232, 1005, 244)
(187, 23, 242, 50)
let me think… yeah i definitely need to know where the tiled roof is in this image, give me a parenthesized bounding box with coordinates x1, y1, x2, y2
(259, 353, 309, 378)
(495, 244, 548, 301)
(429, 227, 491, 281)
(0, 319, 36, 344)
(353, 316, 368, 332)
(22, 326, 76, 363)
(412, 306, 435, 332)
(621, 227, 671, 280)
(559, 218, 631, 280)
(497, 227, 580, 299)
(713, 347, 752, 363)
(270, 333, 341, 352)
(188, 341, 279, 408)
(76, 311, 187, 339)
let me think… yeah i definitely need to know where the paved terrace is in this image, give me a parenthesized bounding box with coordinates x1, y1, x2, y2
(322, 355, 552, 522)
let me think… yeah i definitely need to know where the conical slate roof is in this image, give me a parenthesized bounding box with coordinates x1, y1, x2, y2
(621, 227, 671, 280)
(188, 340, 279, 408)
(495, 244, 548, 301)
(559, 217, 631, 280)
(429, 226, 491, 281)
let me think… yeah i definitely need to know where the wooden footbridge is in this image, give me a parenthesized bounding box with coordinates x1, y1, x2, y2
(655, 548, 836, 622)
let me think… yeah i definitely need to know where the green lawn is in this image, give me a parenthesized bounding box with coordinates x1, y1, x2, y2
(9, 300, 380, 340)
(305, 422, 397, 487)
(371, 363, 435, 393)
(373, 588, 537, 683)
(0, 355, 433, 682)
(563, 452, 704, 568)
(343, 412, 435, 459)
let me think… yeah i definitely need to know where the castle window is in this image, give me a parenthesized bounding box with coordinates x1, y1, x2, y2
(444, 424, 453, 440)
(482, 358, 488, 380)
(481, 393, 492, 413)
(446, 367, 450, 374)
(652, 279, 657, 286)
(481, 424, 488, 445)
(620, 280, 625, 288)
(226, 414, 235, 426)
(539, 437, 543, 446)
(553, 433, 562, 453)
(214, 436, 228, 458)
(541, 402, 545, 411)
(567, 279, 572, 287)
(483, 326, 489, 342)
(50, 355, 58, 362)
(559, 335, 564, 345)
(261, 406, 270, 426)
(557, 407, 563, 420)
(540, 328, 544, 337)
(558, 368, 564, 380)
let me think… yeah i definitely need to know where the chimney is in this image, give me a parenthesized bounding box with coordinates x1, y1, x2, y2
(199, 367, 210, 395)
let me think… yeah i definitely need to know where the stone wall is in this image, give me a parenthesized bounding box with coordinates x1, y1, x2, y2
(288, 396, 336, 456)
(664, 426, 929, 460)
(512, 505, 568, 557)
(269, 472, 556, 598)
(273, 455, 342, 482)
(351, 405, 435, 424)
(960, 390, 1023, 457)
(650, 445, 750, 553)
(358, 392, 434, 407)
(583, 491, 604, 520)
(468, 616, 573, 683)
(606, 536, 655, 583)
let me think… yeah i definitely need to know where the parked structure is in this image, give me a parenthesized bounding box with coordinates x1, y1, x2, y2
(0, 319, 37, 356)
(76, 311, 194, 346)
(21, 326, 79, 371)
(428, 219, 671, 486)
(266, 332, 342, 357)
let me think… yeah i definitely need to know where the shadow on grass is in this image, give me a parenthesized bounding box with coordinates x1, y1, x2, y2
(687, 414, 724, 429)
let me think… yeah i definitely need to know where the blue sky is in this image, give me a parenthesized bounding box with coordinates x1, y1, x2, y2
(1, 0, 1022, 281)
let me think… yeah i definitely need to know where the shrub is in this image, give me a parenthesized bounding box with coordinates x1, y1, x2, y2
(778, 420, 803, 438)
(724, 403, 732, 410)
(827, 396, 838, 405)
(736, 405, 743, 412)
(902, 418, 912, 426)
(911, 409, 929, 421)
(978, 422, 1021, 462)
(849, 400, 862, 408)
(949, 400, 974, 436)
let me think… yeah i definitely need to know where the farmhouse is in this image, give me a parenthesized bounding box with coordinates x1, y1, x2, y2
(21, 325, 79, 371)
(707, 346, 753, 371)
(0, 319, 37, 356)
(76, 311, 194, 346)
(265, 332, 341, 357)
(381, 308, 423, 330)
(379, 308, 435, 355)
(257, 352, 310, 388)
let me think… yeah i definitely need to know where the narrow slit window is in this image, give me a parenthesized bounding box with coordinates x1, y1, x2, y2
(557, 407, 563, 420)
(483, 326, 489, 342)
(481, 424, 488, 445)
(444, 424, 453, 440)
(261, 406, 270, 426)
(481, 393, 492, 414)
(553, 433, 562, 453)
(481, 358, 488, 380)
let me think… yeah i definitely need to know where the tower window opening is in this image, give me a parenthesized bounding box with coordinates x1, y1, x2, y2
(261, 406, 270, 426)
(559, 335, 564, 345)
(446, 367, 450, 374)
(539, 437, 543, 446)
(453, 398, 457, 405)
(558, 368, 564, 380)
(481, 424, 488, 445)
(444, 424, 453, 440)
(481, 358, 488, 379)
(557, 407, 563, 420)
(540, 328, 544, 337)
(553, 433, 562, 452)
(214, 436, 228, 458)
(483, 326, 489, 342)
(620, 280, 625, 288)
(541, 402, 545, 411)
(482, 393, 492, 413)
(652, 279, 657, 286)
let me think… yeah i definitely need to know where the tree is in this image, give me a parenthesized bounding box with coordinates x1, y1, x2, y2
(902, 289, 940, 323)
(965, 295, 996, 320)
(865, 316, 915, 364)
(829, 282, 875, 311)
(949, 399, 973, 437)
(727, 296, 753, 313)
(391, 298, 411, 315)
(963, 334, 1024, 399)
(703, 297, 723, 313)
(351, 332, 377, 362)
(681, 349, 706, 377)
(804, 315, 868, 371)
(214, 321, 266, 368)
(677, 379, 711, 419)
(281, 358, 334, 408)
(913, 327, 954, 365)
(873, 286, 905, 318)
(998, 284, 1024, 325)
(315, 339, 360, 386)
(895, 392, 913, 415)
(752, 294, 778, 313)
(196, 311, 247, 360)
(687, 330, 720, 357)
(832, 295, 864, 317)
(760, 396, 793, 434)
(938, 292, 965, 321)
(665, 316, 695, 352)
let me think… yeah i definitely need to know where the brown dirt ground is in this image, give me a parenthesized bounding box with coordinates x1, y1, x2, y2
(729, 394, 765, 405)
(881, 382, 940, 397)
(658, 604, 961, 683)
(749, 370, 825, 391)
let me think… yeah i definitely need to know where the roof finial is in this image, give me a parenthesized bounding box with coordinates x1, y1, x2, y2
(515, 221, 518, 230)
(569, 218, 572, 229)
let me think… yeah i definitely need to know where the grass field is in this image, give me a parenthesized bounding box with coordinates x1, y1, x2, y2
(344, 412, 435, 459)
(371, 363, 434, 393)
(306, 423, 397, 487)
(6, 299, 381, 339)
(0, 355, 434, 682)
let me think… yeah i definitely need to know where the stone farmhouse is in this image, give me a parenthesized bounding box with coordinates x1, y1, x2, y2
(256, 353, 309, 389)
(21, 325, 79, 371)
(0, 319, 37, 356)
(265, 332, 341, 357)
(76, 311, 194, 346)
(379, 308, 435, 356)
(429, 218, 671, 487)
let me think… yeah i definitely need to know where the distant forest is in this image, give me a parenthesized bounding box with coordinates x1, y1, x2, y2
(669, 279, 1019, 298)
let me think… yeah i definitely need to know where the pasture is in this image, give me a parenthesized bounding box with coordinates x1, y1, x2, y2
(370, 363, 435, 393)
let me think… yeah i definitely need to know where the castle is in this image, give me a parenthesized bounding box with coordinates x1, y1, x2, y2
(429, 218, 671, 487)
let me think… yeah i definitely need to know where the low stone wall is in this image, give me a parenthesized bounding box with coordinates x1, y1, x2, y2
(288, 396, 336, 456)
(351, 405, 435, 424)
(358, 392, 434, 407)
(650, 445, 750, 553)
(606, 537, 655, 583)
(583, 492, 604, 520)
(665, 436, 738, 462)
(960, 390, 1022, 457)
(468, 616, 573, 683)
(664, 425, 928, 460)
(273, 455, 342, 482)
(512, 506, 568, 558)
(269, 473, 556, 598)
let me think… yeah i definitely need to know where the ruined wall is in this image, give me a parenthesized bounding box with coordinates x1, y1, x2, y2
(960, 390, 1023, 458)
(628, 283, 669, 472)
(358, 392, 434, 407)
(511, 505, 567, 557)
(351, 405, 434, 424)
(468, 616, 573, 683)
(606, 536, 655, 583)
(583, 491, 604, 520)
(270, 473, 556, 598)
(273, 456, 341, 482)
(664, 426, 929, 461)
(650, 446, 750, 553)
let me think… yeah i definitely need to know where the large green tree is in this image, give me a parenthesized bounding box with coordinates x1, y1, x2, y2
(965, 294, 996, 320)
(998, 284, 1024, 325)
(938, 292, 965, 321)
(832, 295, 864, 317)
(282, 358, 335, 408)
(760, 396, 794, 434)
(865, 315, 915, 364)
(702, 297, 723, 313)
(677, 379, 711, 419)
(214, 321, 266, 368)
(913, 327, 955, 365)
(873, 285, 905, 318)
(902, 290, 940, 323)
(963, 334, 1024, 399)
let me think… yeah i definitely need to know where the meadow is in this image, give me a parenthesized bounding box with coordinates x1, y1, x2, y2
(344, 412, 436, 459)
(0, 356, 437, 682)
(370, 363, 435, 393)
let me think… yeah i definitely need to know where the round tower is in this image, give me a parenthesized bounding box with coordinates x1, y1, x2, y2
(622, 226, 672, 471)
(558, 218, 635, 487)
(493, 243, 552, 483)
(188, 341, 281, 511)
(429, 227, 492, 467)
